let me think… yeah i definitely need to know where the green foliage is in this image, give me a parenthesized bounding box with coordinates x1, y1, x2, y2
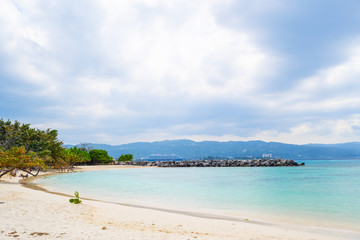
(0, 119, 64, 157)
(0, 119, 81, 177)
(0, 119, 22, 150)
(118, 154, 133, 162)
(64, 147, 91, 166)
(0, 146, 45, 178)
(0, 119, 117, 177)
(89, 149, 113, 165)
(69, 191, 82, 204)
(0, 119, 64, 166)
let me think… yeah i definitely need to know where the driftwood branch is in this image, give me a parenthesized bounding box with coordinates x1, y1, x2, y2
(0, 168, 15, 178)
(22, 168, 41, 177)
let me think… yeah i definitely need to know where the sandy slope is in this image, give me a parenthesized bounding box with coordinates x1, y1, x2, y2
(1, 166, 359, 240)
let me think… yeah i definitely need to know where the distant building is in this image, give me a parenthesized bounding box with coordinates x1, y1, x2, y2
(140, 153, 183, 161)
(262, 153, 272, 158)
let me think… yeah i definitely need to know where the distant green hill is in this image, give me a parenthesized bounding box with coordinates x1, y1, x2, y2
(65, 140, 360, 160)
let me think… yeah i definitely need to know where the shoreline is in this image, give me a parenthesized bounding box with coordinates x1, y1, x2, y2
(1, 165, 360, 239)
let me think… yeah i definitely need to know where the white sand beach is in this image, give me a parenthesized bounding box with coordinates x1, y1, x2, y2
(1, 165, 359, 240)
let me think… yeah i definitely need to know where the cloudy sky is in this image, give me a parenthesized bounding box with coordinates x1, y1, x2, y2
(1, 0, 360, 145)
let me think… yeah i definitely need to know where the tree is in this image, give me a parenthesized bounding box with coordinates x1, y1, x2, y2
(0, 119, 76, 177)
(89, 149, 113, 165)
(64, 147, 91, 167)
(118, 154, 133, 162)
(0, 146, 45, 178)
(78, 143, 93, 152)
(0, 119, 118, 177)
(0, 119, 64, 160)
(0, 119, 22, 150)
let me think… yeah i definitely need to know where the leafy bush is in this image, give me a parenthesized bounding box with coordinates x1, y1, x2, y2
(118, 154, 133, 162)
(64, 147, 91, 166)
(89, 149, 113, 165)
(0, 119, 71, 177)
(69, 191, 82, 204)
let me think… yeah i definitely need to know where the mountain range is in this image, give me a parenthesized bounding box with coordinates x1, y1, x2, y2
(65, 139, 360, 160)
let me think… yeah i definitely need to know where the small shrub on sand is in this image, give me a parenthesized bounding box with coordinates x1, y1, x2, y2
(69, 191, 82, 204)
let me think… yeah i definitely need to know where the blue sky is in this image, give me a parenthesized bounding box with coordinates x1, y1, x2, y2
(1, 0, 360, 145)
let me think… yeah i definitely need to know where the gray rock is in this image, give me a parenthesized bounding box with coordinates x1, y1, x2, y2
(120, 159, 303, 167)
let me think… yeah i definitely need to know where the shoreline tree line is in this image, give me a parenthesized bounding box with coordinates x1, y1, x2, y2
(0, 119, 133, 178)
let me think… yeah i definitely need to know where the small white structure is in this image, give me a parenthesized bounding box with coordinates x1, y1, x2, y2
(262, 153, 272, 158)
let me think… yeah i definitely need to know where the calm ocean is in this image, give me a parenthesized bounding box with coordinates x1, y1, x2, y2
(35, 160, 360, 231)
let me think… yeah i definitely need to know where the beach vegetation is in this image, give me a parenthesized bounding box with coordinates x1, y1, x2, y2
(118, 154, 133, 162)
(0, 119, 119, 178)
(0, 119, 63, 156)
(89, 149, 113, 165)
(0, 146, 45, 178)
(69, 191, 82, 204)
(0, 119, 81, 177)
(64, 147, 91, 166)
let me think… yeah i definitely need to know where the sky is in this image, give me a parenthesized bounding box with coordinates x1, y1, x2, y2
(1, 0, 360, 145)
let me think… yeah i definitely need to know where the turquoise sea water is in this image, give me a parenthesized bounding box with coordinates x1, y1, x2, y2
(35, 160, 360, 230)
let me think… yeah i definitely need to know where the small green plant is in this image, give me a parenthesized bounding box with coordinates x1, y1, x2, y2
(69, 191, 82, 204)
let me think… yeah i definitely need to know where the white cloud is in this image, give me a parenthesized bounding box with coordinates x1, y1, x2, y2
(220, 41, 360, 144)
(248, 116, 360, 144)
(0, 0, 277, 112)
(296, 49, 360, 95)
(1, 0, 360, 145)
(257, 41, 360, 115)
(32, 121, 74, 130)
(96, 0, 278, 99)
(0, 1, 49, 50)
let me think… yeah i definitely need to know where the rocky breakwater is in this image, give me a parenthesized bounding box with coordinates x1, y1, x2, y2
(121, 159, 304, 167)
